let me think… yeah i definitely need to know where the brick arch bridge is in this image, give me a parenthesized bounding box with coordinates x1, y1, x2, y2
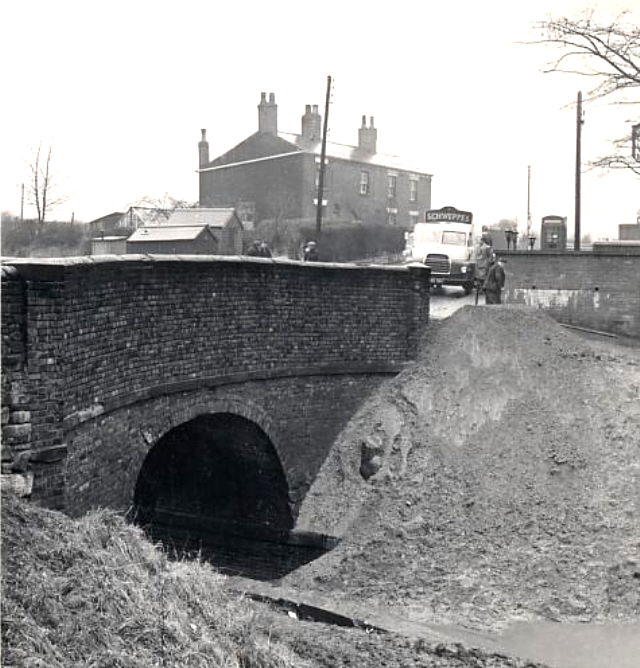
(2, 256, 429, 564)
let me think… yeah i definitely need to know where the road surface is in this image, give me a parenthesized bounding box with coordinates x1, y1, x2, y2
(429, 284, 482, 319)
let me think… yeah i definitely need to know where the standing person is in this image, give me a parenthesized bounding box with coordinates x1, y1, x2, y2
(480, 225, 493, 246)
(483, 255, 506, 304)
(247, 240, 263, 257)
(303, 241, 319, 262)
(258, 241, 272, 258)
(474, 238, 493, 303)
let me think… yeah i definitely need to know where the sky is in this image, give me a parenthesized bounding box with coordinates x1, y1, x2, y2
(1, 0, 638, 240)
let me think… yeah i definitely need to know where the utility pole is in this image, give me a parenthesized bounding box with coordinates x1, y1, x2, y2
(526, 165, 532, 241)
(315, 75, 332, 238)
(574, 91, 584, 251)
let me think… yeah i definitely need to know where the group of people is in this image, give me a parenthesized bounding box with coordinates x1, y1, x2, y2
(475, 226, 506, 304)
(246, 239, 321, 262)
(246, 240, 273, 258)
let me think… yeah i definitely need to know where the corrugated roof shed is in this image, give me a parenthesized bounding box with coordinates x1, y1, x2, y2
(164, 208, 238, 228)
(127, 226, 212, 242)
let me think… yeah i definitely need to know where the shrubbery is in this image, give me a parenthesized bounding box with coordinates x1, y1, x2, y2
(252, 219, 406, 262)
(1, 213, 90, 257)
(299, 223, 405, 262)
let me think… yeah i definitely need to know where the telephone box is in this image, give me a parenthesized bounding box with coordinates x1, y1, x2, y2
(541, 215, 567, 250)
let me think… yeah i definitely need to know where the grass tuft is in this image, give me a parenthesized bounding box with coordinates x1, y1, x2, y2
(1, 492, 304, 667)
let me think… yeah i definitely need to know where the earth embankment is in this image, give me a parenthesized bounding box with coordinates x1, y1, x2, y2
(289, 306, 640, 631)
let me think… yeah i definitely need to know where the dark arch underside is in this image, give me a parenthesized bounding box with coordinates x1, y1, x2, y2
(133, 413, 328, 579)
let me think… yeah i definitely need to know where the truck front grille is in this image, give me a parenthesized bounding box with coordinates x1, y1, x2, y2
(425, 254, 450, 275)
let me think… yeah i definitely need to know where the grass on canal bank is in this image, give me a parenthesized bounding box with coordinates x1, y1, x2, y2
(1, 491, 301, 668)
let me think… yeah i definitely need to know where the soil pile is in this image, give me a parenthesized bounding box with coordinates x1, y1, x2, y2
(289, 306, 640, 631)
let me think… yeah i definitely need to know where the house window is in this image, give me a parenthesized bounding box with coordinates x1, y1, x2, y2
(409, 212, 419, 226)
(359, 170, 370, 195)
(409, 178, 418, 202)
(387, 174, 397, 199)
(387, 207, 398, 225)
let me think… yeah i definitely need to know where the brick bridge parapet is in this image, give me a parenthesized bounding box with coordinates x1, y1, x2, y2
(1, 255, 430, 514)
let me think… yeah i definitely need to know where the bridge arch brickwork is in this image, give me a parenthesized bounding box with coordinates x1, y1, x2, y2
(1, 256, 430, 516)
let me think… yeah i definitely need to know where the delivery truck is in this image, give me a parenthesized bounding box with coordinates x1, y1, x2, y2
(403, 206, 476, 294)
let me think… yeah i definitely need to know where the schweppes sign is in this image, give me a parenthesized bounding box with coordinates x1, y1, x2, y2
(425, 206, 473, 224)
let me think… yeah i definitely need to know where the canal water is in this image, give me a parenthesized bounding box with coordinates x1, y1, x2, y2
(495, 621, 640, 668)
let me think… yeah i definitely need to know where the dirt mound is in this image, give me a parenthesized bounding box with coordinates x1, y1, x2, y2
(288, 306, 640, 630)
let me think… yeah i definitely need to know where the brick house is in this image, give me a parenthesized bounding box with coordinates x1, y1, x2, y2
(198, 93, 432, 228)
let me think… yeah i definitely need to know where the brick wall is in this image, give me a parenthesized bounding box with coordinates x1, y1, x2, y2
(1, 256, 430, 514)
(201, 153, 307, 221)
(200, 147, 431, 227)
(500, 250, 640, 338)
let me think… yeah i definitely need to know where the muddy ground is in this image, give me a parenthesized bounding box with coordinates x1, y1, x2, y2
(288, 306, 640, 634)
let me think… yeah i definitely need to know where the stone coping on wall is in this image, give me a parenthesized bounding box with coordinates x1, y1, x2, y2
(1, 254, 428, 276)
(496, 249, 640, 257)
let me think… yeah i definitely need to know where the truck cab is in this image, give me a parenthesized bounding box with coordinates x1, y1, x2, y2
(404, 206, 476, 294)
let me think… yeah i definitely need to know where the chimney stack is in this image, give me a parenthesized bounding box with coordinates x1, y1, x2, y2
(198, 128, 209, 168)
(301, 103, 322, 142)
(258, 91, 278, 135)
(358, 115, 377, 153)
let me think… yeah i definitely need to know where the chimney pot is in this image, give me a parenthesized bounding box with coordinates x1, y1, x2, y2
(305, 104, 311, 113)
(258, 91, 278, 134)
(198, 128, 210, 168)
(358, 114, 377, 153)
(312, 104, 319, 114)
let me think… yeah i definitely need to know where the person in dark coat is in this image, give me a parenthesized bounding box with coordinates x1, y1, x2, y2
(480, 225, 493, 246)
(247, 240, 263, 257)
(303, 241, 319, 262)
(484, 255, 506, 304)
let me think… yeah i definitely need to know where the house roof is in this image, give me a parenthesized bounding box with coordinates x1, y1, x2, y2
(278, 132, 430, 175)
(164, 208, 241, 228)
(199, 131, 430, 176)
(127, 226, 215, 242)
(207, 131, 300, 168)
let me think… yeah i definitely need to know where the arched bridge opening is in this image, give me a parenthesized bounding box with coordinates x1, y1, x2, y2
(133, 412, 334, 579)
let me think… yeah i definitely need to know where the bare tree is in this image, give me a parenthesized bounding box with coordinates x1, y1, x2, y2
(28, 142, 68, 225)
(532, 10, 640, 175)
(132, 193, 195, 210)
